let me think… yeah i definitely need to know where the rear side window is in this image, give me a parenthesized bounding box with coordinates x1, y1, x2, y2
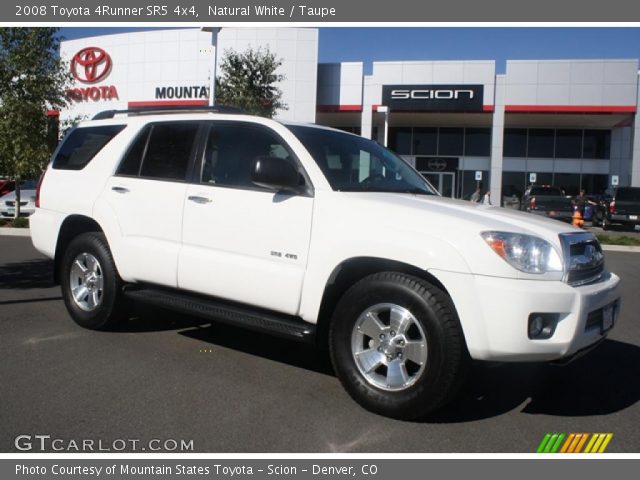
(616, 188, 640, 202)
(116, 122, 199, 181)
(529, 186, 562, 196)
(53, 125, 125, 170)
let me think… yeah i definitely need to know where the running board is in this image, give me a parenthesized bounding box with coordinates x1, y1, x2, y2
(123, 287, 316, 343)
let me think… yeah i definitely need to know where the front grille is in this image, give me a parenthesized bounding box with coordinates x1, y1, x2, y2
(5, 201, 14, 207)
(560, 233, 605, 286)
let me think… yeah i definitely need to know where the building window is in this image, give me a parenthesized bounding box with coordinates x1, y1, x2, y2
(527, 129, 554, 158)
(583, 130, 611, 159)
(464, 128, 491, 156)
(553, 173, 580, 196)
(413, 127, 437, 155)
(502, 171, 526, 197)
(555, 129, 582, 159)
(528, 172, 553, 187)
(503, 129, 527, 157)
(580, 174, 609, 195)
(388, 127, 412, 155)
(460, 170, 489, 200)
(438, 127, 464, 156)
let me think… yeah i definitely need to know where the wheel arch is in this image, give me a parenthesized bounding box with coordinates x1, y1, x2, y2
(314, 256, 451, 349)
(53, 215, 105, 284)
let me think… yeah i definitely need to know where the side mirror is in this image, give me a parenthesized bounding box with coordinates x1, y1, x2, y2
(251, 156, 304, 194)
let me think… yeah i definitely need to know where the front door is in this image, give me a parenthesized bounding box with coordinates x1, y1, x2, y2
(178, 122, 314, 316)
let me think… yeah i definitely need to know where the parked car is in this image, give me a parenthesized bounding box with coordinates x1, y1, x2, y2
(0, 179, 14, 197)
(0, 180, 38, 218)
(30, 108, 620, 420)
(520, 185, 574, 222)
(592, 186, 640, 230)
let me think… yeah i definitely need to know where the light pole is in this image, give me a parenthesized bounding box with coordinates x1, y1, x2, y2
(201, 27, 221, 106)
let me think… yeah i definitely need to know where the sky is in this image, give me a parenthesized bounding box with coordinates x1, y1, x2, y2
(59, 27, 640, 74)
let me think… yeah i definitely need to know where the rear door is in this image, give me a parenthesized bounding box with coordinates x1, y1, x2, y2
(105, 121, 201, 287)
(178, 121, 314, 315)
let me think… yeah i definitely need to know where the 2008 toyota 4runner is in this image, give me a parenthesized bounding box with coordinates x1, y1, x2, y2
(31, 108, 621, 419)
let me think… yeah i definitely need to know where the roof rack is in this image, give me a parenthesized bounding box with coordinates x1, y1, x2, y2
(92, 105, 244, 120)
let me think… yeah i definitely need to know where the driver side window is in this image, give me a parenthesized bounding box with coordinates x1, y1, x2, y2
(200, 123, 294, 189)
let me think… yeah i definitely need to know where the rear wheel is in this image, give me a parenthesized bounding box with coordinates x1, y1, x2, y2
(602, 216, 610, 231)
(60, 232, 128, 330)
(329, 272, 468, 420)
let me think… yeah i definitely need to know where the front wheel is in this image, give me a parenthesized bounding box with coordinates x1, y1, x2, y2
(60, 232, 128, 330)
(329, 272, 468, 420)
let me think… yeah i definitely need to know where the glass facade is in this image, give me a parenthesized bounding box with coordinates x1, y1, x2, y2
(503, 128, 611, 159)
(527, 129, 555, 158)
(388, 127, 491, 157)
(502, 171, 609, 200)
(366, 122, 615, 203)
(503, 128, 527, 157)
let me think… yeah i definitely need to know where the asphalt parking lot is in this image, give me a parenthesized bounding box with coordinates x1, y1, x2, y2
(0, 236, 638, 453)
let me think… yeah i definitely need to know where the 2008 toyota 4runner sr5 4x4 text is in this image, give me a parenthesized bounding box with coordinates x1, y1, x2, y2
(31, 108, 621, 419)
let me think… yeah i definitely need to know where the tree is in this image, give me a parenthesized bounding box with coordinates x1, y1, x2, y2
(215, 47, 287, 118)
(0, 28, 71, 218)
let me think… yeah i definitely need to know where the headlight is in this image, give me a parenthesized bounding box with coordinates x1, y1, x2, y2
(481, 231, 563, 274)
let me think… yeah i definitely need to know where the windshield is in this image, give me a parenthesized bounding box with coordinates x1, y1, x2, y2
(616, 187, 640, 202)
(287, 125, 436, 195)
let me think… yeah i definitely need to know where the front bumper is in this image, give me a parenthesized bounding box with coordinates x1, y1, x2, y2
(431, 269, 621, 362)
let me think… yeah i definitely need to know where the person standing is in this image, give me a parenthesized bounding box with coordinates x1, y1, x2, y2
(470, 186, 481, 203)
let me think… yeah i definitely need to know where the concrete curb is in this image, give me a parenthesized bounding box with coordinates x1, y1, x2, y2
(0, 228, 31, 237)
(601, 244, 640, 253)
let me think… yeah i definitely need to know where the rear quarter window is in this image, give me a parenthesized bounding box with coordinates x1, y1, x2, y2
(53, 125, 126, 170)
(530, 186, 562, 196)
(616, 188, 640, 202)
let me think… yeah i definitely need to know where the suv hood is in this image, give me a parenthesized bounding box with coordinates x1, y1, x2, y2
(341, 192, 581, 248)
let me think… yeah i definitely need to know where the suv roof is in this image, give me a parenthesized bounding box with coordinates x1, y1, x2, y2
(92, 105, 244, 120)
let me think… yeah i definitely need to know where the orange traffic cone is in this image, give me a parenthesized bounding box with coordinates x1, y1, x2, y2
(572, 209, 584, 228)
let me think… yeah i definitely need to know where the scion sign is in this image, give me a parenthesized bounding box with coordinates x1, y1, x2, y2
(382, 84, 484, 112)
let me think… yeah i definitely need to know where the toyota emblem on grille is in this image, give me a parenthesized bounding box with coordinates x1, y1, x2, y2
(71, 47, 112, 84)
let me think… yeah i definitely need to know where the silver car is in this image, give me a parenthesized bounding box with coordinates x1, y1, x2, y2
(0, 180, 37, 218)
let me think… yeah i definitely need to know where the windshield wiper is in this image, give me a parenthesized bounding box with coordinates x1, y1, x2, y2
(398, 188, 433, 195)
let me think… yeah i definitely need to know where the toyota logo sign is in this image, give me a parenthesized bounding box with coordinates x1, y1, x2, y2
(427, 158, 447, 172)
(71, 47, 112, 84)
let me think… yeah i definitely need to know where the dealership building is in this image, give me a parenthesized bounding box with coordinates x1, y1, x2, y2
(60, 28, 640, 203)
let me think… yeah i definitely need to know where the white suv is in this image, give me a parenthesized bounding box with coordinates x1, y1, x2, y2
(31, 108, 621, 419)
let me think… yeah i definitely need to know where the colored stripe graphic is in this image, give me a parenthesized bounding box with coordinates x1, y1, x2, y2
(537, 433, 565, 453)
(537, 433, 613, 453)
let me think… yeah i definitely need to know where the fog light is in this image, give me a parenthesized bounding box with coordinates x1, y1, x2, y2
(528, 313, 559, 340)
(529, 316, 544, 338)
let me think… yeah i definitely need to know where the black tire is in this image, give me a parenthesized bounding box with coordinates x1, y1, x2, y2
(602, 216, 610, 231)
(592, 212, 601, 227)
(60, 232, 128, 330)
(329, 272, 468, 420)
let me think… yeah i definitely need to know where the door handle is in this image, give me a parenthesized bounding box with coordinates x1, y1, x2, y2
(188, 195, 212, 204)
(111, 186, 129, 194)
